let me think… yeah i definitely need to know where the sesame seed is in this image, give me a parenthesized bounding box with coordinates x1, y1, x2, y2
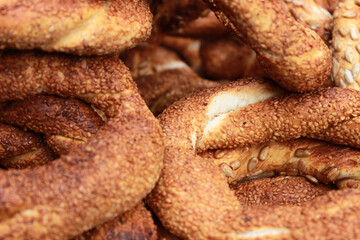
(344, 69, 355, 84)
(247, 157, 259, 172)
(220, 163, 234, 178)
(350, 26, 359, 40)
(305, 175, 319, 184)
(345, 49, 354, 63)
(230, 160, 241, 170)
(258, 145, 270, 161)
(339, 26, 348, 37)
(343, 11, 357, 18)
(294, 148, 312, 158)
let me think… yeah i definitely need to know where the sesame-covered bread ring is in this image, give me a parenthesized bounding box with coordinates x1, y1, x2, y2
(0, 95, 104, 155)
(332, 0, 360, 89)
(147, 77, 360, 239)
(203, 0, 332, 92)
(0, 51, 164, 240)
(0, 0, 152, 55)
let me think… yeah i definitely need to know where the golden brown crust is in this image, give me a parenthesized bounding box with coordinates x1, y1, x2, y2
(0, 95, 104, 155)
(0, 0, 152, 55)
(0, 122, 43, 160)
(0, 123, 55, 169)
(147, 78, 360, 239)
(204, 0, 332, 92)
(197, 86, 360, 151)
(1, 146, 56, 169)
(331, 0, 360, 89)
(0, 51, 164, 240)
(200, 38, 265, 80)
(154, 215, 181, 240)
(310, 116, 360, 148)
(74, 202, 157, 240)
(231, 176, 334, 206)
(285, 0, 333, 43)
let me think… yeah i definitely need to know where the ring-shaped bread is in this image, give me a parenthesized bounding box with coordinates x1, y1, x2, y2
(147, 77, 360, 239)
(0, 51, 164, 240)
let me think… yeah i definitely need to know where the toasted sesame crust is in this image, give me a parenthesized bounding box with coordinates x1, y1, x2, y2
(203, 0, 332, 92)
(197, 86, 360, 151)
(0, 95, 104, 155)
(0, 123, 44, 160)
(0, 123, 55, 169)
(147, 78, 360, 239)
(231, 176, 333, 206)
(0, 0, 152, 55)
(73, 202, 157, 240)
(331, 0, 360, 89)
(0, 51, 164, 239)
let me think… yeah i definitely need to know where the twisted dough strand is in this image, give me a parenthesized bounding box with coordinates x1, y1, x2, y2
(0, 51, 163, 240)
